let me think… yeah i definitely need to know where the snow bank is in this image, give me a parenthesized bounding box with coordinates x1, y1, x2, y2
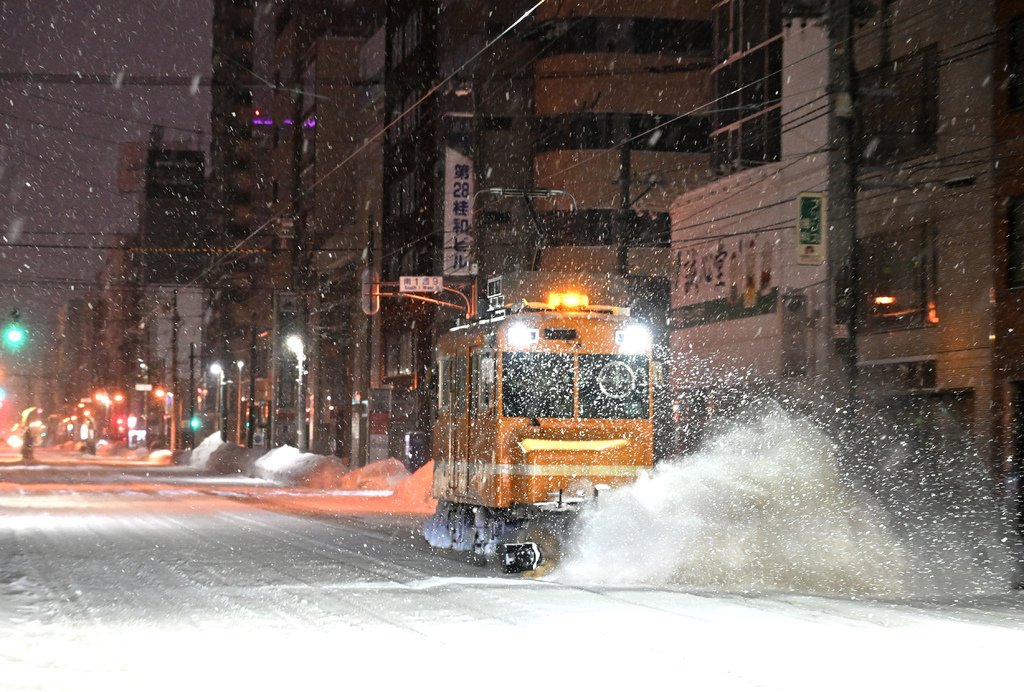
(158, 434, 435, 512)
(251, 446, 349, 487)
(95, 440, 119, 457)
(187, 432, 229, 470)
(147, 449, 173, 465)
(335, 458, 408, 491)
(390, 460, 436, 512)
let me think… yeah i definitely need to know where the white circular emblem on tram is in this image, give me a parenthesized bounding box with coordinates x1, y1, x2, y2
(597, 360, 636, 399)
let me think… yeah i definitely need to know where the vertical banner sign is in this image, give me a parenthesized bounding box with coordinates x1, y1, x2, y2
(796, 192, 827, 265)
(443, 147, 475, 276)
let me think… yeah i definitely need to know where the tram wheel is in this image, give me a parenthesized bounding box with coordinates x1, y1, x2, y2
(520, 525, 563, 578)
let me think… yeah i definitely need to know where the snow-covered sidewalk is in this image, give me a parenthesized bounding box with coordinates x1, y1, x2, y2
(173, 432, 436, 514)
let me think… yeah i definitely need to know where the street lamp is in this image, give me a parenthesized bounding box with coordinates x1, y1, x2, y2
(235, 360, 244, 445)
(210, 363, 227, 442)
(286, 335, 306, 451)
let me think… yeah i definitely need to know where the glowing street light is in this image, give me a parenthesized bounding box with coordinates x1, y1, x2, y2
(235, 360, 245, 445)
(210, 363, 227, 442)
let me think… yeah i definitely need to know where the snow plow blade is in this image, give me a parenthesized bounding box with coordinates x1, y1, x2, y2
(502, 542, 541, 573)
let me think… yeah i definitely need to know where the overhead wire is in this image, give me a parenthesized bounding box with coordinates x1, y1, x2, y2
(651, 20, 1003, 244)
(0, 84, 207, 139)
(106, 0, 552, 332)
(537, 2, 941, 184)
(374, 1, 944, 265)
(12, 1, 1000, 323)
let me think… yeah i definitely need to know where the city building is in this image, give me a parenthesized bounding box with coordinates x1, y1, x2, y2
(209, 0, 257, 247)
(669, 0, 1003, 473)
(261, 1, 384, 454)
(668, 0, 830, 451)
(994, 0, 1024, 530)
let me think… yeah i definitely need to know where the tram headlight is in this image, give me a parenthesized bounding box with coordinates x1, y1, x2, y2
(507, 323, 539, 348)
(615, 324, 652, 353)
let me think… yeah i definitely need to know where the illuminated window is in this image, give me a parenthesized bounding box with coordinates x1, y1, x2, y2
(859, 225, 938, 332)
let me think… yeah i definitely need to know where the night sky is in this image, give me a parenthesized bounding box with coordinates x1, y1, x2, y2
(0, 0, 212, 350)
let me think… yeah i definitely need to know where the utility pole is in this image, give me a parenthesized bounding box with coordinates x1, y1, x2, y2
(826, 0, 860, 407)
(246, 325, 257, 448)
(363, 215, 374, 469)
(218, 368, 228, 443)
(170, 290, 179, 451)
(188, 342, 196, 448)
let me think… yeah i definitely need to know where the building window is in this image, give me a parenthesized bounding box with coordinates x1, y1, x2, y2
(632, 18, 713, 55)
(859, 45, 939, 164)
(536, 113, 710, 153)
(1009, 197, 1024, 286)
(1011, 16, 1024, 109)
(389, 7, 423, 67)
(530, 17, 712, 57)
(714, 0, 782, 62)
(385, 330, 415, 379)
(859, 225, 938, 332)
(710, 0, 783, 172)
(274, 5, 292, 37)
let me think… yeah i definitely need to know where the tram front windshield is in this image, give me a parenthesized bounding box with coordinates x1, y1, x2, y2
(501, 352, 649, 419)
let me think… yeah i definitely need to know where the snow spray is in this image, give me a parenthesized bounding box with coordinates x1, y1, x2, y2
(554, 404, 1020, 598)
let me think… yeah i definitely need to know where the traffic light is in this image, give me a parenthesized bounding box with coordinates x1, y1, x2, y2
(3, 310, 25, 349)
(189, 416, 201, 431)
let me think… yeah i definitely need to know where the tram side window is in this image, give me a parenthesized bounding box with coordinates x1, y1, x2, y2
(437, 358, 450, 411)
(472, 351, 496, 417)
(501, 353, 574, 419)
(454, 356, 468, 416)
(470, 353, 480, 417)
(578, 355, 650, 419)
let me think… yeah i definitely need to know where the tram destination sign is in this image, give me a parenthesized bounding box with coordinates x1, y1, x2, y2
(399, 276, 444, 293)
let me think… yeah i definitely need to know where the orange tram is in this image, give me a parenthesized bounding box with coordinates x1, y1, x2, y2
(423, 284, 657, 573)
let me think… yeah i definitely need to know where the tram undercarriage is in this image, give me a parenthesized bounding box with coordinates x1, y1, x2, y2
(424, 497, 586, 575)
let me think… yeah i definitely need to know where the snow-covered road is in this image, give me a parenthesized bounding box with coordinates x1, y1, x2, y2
(2, 449, 1023, 691)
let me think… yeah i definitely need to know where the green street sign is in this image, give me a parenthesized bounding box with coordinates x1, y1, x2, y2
(796, 192, 827, 265)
